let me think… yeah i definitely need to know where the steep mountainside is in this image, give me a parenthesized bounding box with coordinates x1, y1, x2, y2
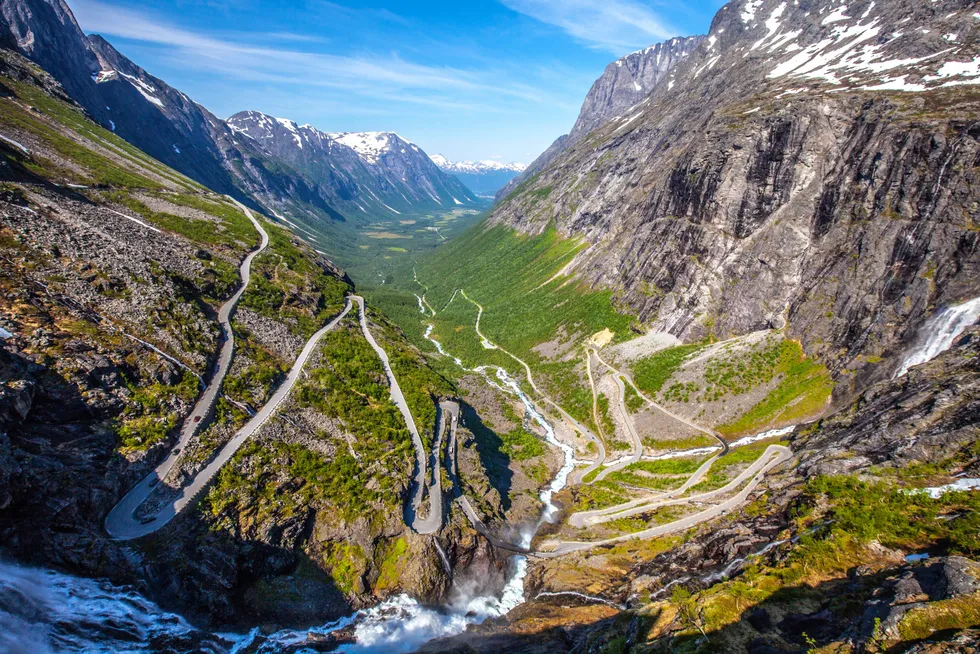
(496, 35, 702, 201)
(568, 35, 705, 142)
(487, 0, 980, 398)
(227, 112, 478, 216)
(430, 154, 526, 196)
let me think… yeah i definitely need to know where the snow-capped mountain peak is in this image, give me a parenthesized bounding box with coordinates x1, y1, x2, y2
(429, 154, 526, 174)
(325, 131, 417, 165)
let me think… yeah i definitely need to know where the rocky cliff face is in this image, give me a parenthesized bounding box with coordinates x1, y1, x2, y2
(496, 35, 702, 201)
(489, 0, 980, 395)
(568, 36, 705, 142)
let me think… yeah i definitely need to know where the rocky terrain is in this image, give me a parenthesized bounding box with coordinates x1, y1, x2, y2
(421, 324, 980, 653)
(0, 0, 979, 651)
(0, 50, 531, 630)
(489, 0, 980, 402)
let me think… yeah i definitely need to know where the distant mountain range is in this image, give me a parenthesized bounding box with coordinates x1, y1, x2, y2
(429, 154, 526, 196)
(0, 0, 480, 233)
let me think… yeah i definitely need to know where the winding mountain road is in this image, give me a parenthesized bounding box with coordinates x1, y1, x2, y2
(593, 349, 727, 454)
(105, 200, 277, 539)
(352, 295, 442, 535)
(538, 445, 792, 557)
(416, 281, 794, 559)
(590, 355, 644, 483)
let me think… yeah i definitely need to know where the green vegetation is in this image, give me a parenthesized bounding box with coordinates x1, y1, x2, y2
(240, 220, 350, 338)
(116, 371, 198, 451)
(522, 460, 551, 484)
(224, 324, 286, 405)
(688, 444, 769, 492)
(799, 476, 980, 556)
(415, 224, 634, 357)
(718, 341, 833, 436)
(296, 320, 414, 478)
(373, 310, 455, 447)
(0, 60, 201, 190)
(606, 470, 687, 491)
(632, 343, 707, 397)
(621, 378, 645, 412)
(206, 439, 386, 525)
(641, 434, 718, 451)
(0, 82, 161, 189)
(106, 192, 257, 251)
(322, 542, 366, 595)
(700, 338, 792, 401)
(604, 457, 707, 491)
(573, 480, 629, 512)
(663, 381, 700, 403)
(204, 319, 424, 524)
(499, 426, 545, 460)
(629, 458, 707, 475)
(658, 472, 980, 651)
(374, 537, 410, 591)
(596, 394, 616, 437)
(537, 358, 594, 429)
(898, 594, 980, 641)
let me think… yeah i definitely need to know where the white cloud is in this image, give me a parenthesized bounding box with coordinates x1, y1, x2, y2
(70, 0, 548, 105)
(500, 0, 677, 54)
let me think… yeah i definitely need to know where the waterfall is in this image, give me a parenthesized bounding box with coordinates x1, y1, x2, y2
(433, 541, 453, 579)
(895, 297, 980, 378)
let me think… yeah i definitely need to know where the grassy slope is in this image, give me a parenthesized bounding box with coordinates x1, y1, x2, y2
(415, 223, 634, 356)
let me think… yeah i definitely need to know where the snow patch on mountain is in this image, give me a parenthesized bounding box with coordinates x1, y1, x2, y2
(118, 72, 164, 108)
(326, 132, 408, 164)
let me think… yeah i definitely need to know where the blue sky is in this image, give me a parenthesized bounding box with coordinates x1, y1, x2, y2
(71, 0, 722, 163)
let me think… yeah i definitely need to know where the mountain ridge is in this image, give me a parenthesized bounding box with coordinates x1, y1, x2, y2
(225, 110, 478, 218)
(485, 0, 980, 393)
